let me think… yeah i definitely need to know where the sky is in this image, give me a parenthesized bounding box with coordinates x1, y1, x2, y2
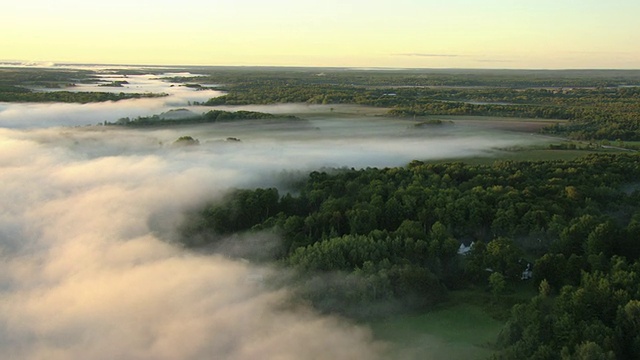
(2, 0, 640, 69)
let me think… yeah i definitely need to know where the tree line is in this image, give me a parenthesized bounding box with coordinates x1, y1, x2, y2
(0, 89, 165, 103)
(0, 67, 96, 88)
(107, 110, 297, 127)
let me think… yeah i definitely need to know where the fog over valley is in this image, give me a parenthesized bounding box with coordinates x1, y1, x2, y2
(0, 70, 548, 359)
(0, 125, 392, 359)
(0, 73, 224, 128)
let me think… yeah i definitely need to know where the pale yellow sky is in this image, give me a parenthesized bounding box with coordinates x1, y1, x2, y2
(2, 0, 639, 68)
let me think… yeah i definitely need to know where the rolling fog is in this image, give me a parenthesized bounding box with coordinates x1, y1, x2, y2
(0, 72, 223, 128)
(0, 71, 543, 359)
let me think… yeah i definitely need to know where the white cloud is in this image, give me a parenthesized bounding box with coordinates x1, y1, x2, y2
(0, 127, 384, 360)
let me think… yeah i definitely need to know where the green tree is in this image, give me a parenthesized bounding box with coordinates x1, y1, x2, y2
(489, 272, 506, 300)
(585, 221, 619, 257)
(485, 237, 522, 280)
(539, 279, 551, 297)
(568, 341, 615, 360)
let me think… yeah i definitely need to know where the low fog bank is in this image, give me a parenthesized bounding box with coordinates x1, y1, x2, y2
(3, 120, 541, 176)
(0, 127, 386, 360)
(0, 73, 224, 129)
(195, 103, 389, 117)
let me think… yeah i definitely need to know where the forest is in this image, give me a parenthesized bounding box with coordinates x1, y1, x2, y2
(0, 67, 96, 87)
(106, 109, 297, 127)
(0, 89, 165, 103)
(182, 153, 640, 359)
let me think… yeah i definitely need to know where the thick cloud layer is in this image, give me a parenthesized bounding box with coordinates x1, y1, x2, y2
(0, 71, 544, 359)
(0, 126, 388, 360)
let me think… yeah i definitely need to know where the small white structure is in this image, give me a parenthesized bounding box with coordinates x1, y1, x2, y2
(458, 242, 474, 255)
(521, 264, 533, 280)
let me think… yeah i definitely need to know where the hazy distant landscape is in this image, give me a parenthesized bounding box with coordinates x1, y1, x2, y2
(1, 64, 640, 360)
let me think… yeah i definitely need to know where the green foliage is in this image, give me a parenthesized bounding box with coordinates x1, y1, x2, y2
(485, 237, 523, 280)
(0, 67, 96, 87)
(386, 87, 640, 141)
(489, 272, 507, 299)
(107, 110, 295, 127)
(98, 80, 128, 87)
(494, 256, 640, 359)
(187, 153, 640, 260)
(0, 85, 31, 93)
(539, 279, 551, 297)
(169, 68, 640, 90)
(173, 136, 199, 145)
(181, 188, 281, 246)
(0, 90, 165, 103)
(183, 153, 640, 324)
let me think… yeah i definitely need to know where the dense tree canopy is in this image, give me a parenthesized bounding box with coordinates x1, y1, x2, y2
(182, 154, 640, 333)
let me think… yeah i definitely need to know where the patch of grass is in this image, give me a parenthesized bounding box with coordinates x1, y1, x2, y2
(495, 149, 595, 162)
(432, 146, 625, 166)
(432, 150, 587, 166)
(369, 301, 503, 359)
(368, 284, 537, 360)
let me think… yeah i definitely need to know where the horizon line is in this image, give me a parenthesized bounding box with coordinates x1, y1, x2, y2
(1, 60, 640, 72)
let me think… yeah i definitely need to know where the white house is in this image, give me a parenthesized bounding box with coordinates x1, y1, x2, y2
(458, 241, 474, 255)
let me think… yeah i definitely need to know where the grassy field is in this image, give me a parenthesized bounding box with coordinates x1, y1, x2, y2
(453, 148, 600, 165)
(368, 284, 537, 360)
(436, 115, 564, 133)
(429, 143, 628, 166)
(369, 302, 503, 359)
